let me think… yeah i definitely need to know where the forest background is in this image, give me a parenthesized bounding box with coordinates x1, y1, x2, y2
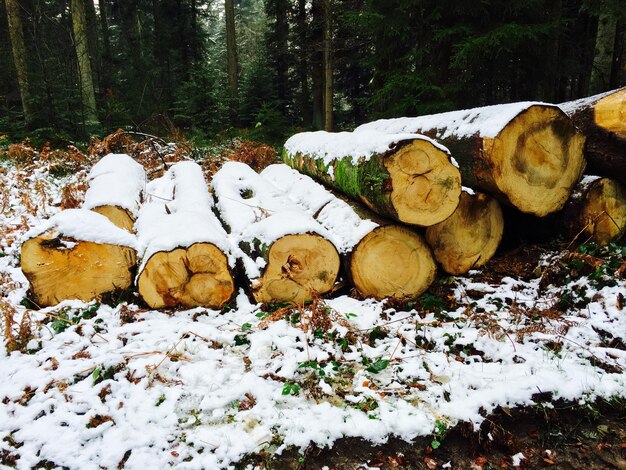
(1, 0, 625, 146)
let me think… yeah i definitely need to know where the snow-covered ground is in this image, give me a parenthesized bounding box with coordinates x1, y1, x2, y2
(0, 159, 624, 469)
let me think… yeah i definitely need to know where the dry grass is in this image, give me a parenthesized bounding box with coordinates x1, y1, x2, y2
(224, 140, 278, 172)
(1, 297, 33, 353)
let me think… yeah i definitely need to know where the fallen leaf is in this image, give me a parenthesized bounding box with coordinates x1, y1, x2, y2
(424, 456, 438, 469)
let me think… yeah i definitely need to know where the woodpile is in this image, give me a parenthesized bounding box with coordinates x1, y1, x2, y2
(19, 89, 626, 309)
(261, 164, 436, 299)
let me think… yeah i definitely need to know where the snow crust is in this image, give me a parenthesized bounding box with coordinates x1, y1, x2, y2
(262, 164, 378, 253)
(83, 154, 146, 216)
(22, 209, 138, 249)
(355, 101, 552, 139)
(284, 129, 449, 166)
(135, 161, 234, 274)
(212, 162, 337, 279)
(559, 87, 624, 115)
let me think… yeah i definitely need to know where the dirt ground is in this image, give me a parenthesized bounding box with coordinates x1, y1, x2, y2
(241, 399, 626, 469)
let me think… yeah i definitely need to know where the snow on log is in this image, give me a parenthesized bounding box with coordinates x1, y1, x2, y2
(212, 161, 340, 305)
(560, 87, 626, 183)
(558, 176, 626, 246)
(425, 189, 504, 275)
(283, 130, 461, 227)
(20, 209, 138, 307)
(135, 161, 235, 309)
(83, 153, 146, 231)
(355, 102, 586, 217)
(261, 164, 436, 299)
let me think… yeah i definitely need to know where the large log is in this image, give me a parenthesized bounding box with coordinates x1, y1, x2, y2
(560, 88, 626, 183)
(283, 131, 461, 227)
(135, 161, 235, 309)
(559, 176, 626, 246)
(355, 102, 586, 217)
(261, 164, 436, 299)
(212, 162, 340, 304)
(83, 153, 146, 231)
(425, 189, 504, 275)
(20, 209, 138, 307)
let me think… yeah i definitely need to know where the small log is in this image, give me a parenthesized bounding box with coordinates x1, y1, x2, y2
(212, 161, 340, 304)
(425, 189, 504, 275)
(135, 162, 235, 309)
(560, 88, 626, 183)
(283, 130, 461, 227)
(83, 153, 146, 231)
(20, 209, 138, 307)
(560, 176, 626, 246)
(355, 102, 586, 217)
(261, 164, 436, 299)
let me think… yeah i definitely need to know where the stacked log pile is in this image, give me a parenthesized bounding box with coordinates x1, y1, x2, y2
(19, 89, 626, 308)
(261, 164, 436, 299)
(21, 153, 144, 306)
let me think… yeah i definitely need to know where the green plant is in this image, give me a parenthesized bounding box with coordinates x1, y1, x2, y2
(282, 382, 300, 396)
(431, 419, 447, 449)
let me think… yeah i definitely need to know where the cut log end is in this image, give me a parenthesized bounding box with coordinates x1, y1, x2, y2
(385, 140, 462, 226)
(91, 205, 135, 232)
(20, 231, 136, 307)
(426, 191, 504, 275)
(253, 233, 340, 305)
(578, 178, 626, 246)
(137, 242, 235, 309)
(350, 225, 436, 299)
(594, 88, 626, 138)
(490, 105, 586, 216)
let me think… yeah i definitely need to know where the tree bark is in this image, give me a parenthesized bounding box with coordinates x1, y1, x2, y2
(262, 164, 437, 299)
(323, 0, 333, 131)
(98, 0, 112, 92)
(135, 162, 235, 309)
(283, 131, 461, 227)
(310, 0, 324, 129)
(225, 0, 238, 123)
(20, 210, 138, 307)
(560, 87, 626, 183)
(355, 102, 586, 217)
(589, 13, 618, 94)
(212, 162, 340, 305)
(296, 0, 311, 125)
(5, 0, 32, 123)
(71, 0, 100, 128)
(425, 190, 504, 275)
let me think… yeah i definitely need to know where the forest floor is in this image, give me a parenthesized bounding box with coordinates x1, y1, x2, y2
(0, 136, 624, 469)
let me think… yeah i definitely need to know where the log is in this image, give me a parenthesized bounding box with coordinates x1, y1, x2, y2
(560, 88, 626, 183)
(261, 164, 436, 299)
(559, 176, 626, 246)
(83, 153, 146, 231)
(355, 102, 586, 217)
(20, 209, 138, 307)
(425, 189, 504, 275)
(283, 130, 462, 227)
(135, 161, 235, 309)
(212, 161, 340, 304)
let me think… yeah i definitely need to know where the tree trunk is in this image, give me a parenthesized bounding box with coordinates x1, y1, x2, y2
(212, 162, 340, 305)
(84, 0, 100, 89)
(560, 87, 626, 183)
(589, 13, 618, 94)
(283, 131, 461, 227)
(296, 0, 311, 125)
(558, 176, 626, 246)
(310, 0, 324, 129)
(82, 153, 146, 231)
(355, 102, 586, 217)
(425, 189, 504, 275)
(261, 164, 437, 299)
(225, 0, 238, 123)
(98, 0, 112, 92)
(5, 0, 32, 123)
(135, 162, 235, 309)
(323, 0, 332, 131)
(71, 0, 100, 128)
(20, 210, 138, 307)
